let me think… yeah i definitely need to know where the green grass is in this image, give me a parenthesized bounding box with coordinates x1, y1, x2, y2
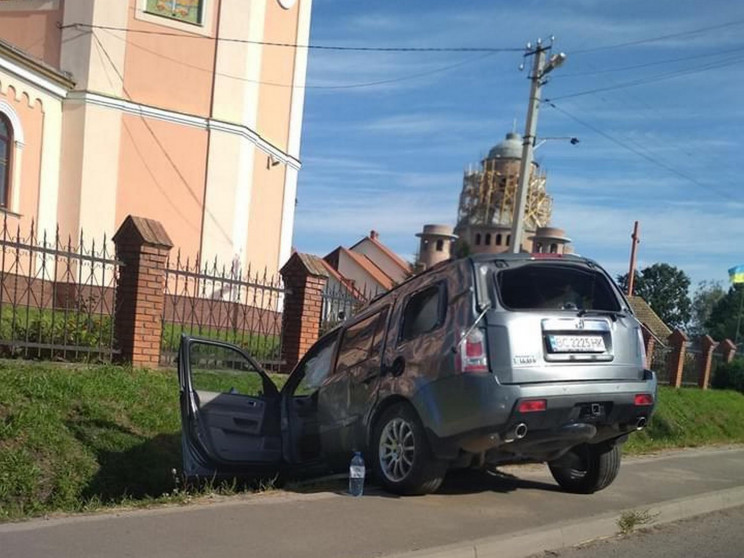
(160, 322, 280, 362)
(624, 386, 744, 454)
(0, 361, 286, 521)
(1, 363, 743, 521)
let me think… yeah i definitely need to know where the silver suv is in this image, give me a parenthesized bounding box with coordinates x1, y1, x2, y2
(177, 253, 656, 495)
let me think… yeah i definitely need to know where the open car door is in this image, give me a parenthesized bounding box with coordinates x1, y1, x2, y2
(178, 335, 282, 478)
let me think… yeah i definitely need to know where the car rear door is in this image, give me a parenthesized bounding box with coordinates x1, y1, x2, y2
(178, 335, 282, 478)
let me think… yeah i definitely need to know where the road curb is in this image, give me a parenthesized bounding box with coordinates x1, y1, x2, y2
(383, 485, 744, 558)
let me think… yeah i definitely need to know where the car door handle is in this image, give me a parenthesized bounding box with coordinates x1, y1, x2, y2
(390, 357, 405, 377)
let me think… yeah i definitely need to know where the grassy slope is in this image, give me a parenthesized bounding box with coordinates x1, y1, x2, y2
(1, 363, 743, 520)
(624, 387, 744, 453)
(0, 361, 286, 520)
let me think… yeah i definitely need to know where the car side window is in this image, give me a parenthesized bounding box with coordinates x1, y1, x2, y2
(335, 308, 388, 374)
(189, 342, 271, 398)
(399, 283, 445, 343)
(295, 332, 339, 396)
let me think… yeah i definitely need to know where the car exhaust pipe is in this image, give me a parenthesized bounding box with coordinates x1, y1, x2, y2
(504, 423, 528, 443)
(636, 416, 647, 430)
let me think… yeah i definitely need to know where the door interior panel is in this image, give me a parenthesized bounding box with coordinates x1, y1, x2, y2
(289, 394, 322, 461)
(196, 390, 281, 463)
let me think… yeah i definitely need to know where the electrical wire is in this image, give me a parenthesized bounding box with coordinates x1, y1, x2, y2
(571, 18, 744, 54)
(555, 45, 744, 78)
(548, 54, 744, 101)
(544, 101, 738, 200)
(562, 55, 732, 171)
(99, 28, 500, 90)
(64, 22, 521, 52)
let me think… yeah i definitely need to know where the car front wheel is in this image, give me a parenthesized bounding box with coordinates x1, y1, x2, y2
(549, 443, 622, 494)
(371, 403, 446, 495)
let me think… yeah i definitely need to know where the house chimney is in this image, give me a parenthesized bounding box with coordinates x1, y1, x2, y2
(370, 230, 379, 240)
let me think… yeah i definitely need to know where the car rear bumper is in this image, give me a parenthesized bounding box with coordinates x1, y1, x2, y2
(410, 370, 657, 461)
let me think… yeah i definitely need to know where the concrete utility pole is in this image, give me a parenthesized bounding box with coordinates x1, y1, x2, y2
(509, 41, 566, 254)
(627, 221, 640, 296)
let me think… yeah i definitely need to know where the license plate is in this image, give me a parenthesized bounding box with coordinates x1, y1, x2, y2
(548, 335, 606, 353)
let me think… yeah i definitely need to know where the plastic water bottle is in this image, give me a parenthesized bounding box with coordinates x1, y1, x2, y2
(348, 451, 365, 497)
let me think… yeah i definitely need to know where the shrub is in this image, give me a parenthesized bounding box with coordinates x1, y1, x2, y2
(712, 358, 744, 393)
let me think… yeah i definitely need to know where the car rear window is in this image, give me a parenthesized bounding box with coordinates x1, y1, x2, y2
(496, 264, 620, 311)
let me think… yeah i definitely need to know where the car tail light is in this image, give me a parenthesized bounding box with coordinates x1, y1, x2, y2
(634, 393, 654, 406)
(636, 328, 648, 369)
(518, 399, 547, 413)
(458, 328, 488, 373)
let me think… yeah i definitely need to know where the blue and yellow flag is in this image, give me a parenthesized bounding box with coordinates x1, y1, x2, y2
(729, 265, 744, 284)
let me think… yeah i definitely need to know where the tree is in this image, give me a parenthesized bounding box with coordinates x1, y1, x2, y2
(689, 281, 726, 337)
(706, 284, 744, 342)
(617, 263, 692, 329)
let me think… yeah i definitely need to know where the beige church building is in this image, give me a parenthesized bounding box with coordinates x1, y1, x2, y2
(0, 0, 312, 275)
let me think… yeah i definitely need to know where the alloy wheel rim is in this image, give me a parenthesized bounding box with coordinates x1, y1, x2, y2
(379, 418, 415, 482)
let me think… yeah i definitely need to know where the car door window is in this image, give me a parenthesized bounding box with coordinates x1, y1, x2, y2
(189, 342, 272, 398)
(399, 284, 445, 343)
(336, 310, 387, 374)
(295, 332, 339, 395)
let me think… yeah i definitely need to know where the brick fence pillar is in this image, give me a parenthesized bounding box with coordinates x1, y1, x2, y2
(642, 328, 656, 369)
(280, 253, 328, 373)
(719, 339, 737, 364)
(697, 335, 719, 389)
(666, 328, 689, 388)
(113, 216, 173, 368)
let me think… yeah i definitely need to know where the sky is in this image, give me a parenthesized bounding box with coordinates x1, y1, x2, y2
(292, 0, 744, 287)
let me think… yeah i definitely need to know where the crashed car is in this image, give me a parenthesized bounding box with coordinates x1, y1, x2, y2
(178, 253, 657, 495)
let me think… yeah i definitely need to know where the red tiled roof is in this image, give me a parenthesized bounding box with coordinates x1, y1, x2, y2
(326, 247, 394, 292)
(315, 257, 365, 299)
(350, 235, 412, 275)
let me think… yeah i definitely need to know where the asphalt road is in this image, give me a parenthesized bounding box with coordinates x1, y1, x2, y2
(531, 505, 744, 558)
(1, 447, 743, 558)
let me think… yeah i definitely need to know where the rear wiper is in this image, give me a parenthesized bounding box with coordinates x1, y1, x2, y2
(577, 309, 627, 321)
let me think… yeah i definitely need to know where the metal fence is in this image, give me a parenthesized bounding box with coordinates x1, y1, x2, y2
(650, 338, 732, 388)
(650, 343, 671, 384)
(0, 217, 120, 362)
(320, 282, 379, 334)
(160, 252, 285, 371)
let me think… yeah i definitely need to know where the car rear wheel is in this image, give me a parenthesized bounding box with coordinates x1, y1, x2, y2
(549, 443, 622, 494)
(371, 403, 446, 495)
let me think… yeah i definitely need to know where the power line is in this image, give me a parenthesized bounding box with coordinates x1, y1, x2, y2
(544, 101, 738, 200)
(100, 28, 499, 90)
(564, 56, 732, 171)
(65, 22, 521, 52)
(555, 45, 744, 78)
(548, 54, 744, 101)
(572, 18, 744, 54)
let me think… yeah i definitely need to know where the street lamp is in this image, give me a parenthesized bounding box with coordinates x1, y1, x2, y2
(509, 41, 566, 254)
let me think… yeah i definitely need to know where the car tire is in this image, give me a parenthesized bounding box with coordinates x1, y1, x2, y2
(371, 403, 446, 495)
(549, 443, 622, 494)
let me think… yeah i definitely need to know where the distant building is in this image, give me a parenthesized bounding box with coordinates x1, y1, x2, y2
(530, 226, 573, 255)
(415, 224, 457, 271)
(323, 230, 412, 296)
(454, 131, 570, 254)
(0, 0, 312, 276)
